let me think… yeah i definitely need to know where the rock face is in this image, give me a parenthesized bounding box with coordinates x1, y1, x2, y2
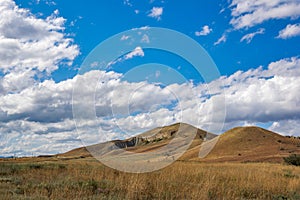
(136, 123, 180, 145)
(111, 123, 212, 149)
(111, 124, 181, 149)
(114, 137, 137, 148)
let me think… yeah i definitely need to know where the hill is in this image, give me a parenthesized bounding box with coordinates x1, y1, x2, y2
(58, 123, 214, 159)
(196, 126, 300, 163)
(57, 124, 300, 164)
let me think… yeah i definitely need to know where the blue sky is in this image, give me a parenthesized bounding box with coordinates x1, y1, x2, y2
(1, 0, 300, 156)
(16, 0, 300, 79)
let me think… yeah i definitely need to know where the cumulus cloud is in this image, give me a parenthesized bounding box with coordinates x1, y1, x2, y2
(195, 25, 212, 36)
(240, 28, 265, 43)
(0, 0, 80, 121)
(0, 0, 79, 74)
(230, 0, 300, 29)
(277, 23, 300, 39)
(148, 7, 163, 20)
(2, 56, 300, 156)
(106, 55, 300, 135)
(124, 46, 145, 59)
(0, 119, 79, 157)
(1, 69, 36, 93)
(0, 0, 80, 156)
(221, 57, 300, 124)
(0, 78, 74, 123)
(269, 120, 300, 136)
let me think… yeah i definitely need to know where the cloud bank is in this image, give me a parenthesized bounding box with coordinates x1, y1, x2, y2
(1, 56, 300, 156)
(230, 0, 300, 29)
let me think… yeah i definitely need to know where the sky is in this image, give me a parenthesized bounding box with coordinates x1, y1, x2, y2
(1, 0, 300, 156)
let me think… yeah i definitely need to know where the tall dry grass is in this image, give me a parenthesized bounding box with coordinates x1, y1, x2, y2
(0, 159, 300, 199)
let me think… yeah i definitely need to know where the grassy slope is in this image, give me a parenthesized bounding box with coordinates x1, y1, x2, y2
(198, 127, 300, 163)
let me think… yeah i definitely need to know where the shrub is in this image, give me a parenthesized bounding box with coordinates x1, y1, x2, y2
(284, 154, 300, 166)
(0, 163, 20, 175)
(87, 179, 99, 192)
(283, 170, 298, 178)
(272, 194, 288, 200)
(28, 163, 43, 169)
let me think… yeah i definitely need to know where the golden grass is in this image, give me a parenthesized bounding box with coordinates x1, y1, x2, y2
(1, 158, 300, 199)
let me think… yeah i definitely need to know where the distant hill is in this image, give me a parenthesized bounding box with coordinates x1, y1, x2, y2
(57, 123, 300, 163)
(0, 156, 14, 159)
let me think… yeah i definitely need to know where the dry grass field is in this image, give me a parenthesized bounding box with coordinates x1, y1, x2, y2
(1, 158, 300, 200)
(1, 124, 300, 199)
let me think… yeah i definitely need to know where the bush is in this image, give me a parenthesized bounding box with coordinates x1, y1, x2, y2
(29, 163, 43, 169)
(284, 154, 300, 166)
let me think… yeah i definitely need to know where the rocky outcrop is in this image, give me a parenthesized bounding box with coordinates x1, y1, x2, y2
(112, 123, 213, 149)
(114, 137, 138, 149)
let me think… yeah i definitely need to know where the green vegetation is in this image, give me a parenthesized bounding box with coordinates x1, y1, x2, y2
(284, 154, 300, 166)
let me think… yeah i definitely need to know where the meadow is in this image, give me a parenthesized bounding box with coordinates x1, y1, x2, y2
(1, 158, 300, 200)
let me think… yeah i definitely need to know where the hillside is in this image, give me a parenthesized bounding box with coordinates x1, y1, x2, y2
(57, 124, 300, 164)
(196, 126, 300, 163)
(58, 123, 214, 159)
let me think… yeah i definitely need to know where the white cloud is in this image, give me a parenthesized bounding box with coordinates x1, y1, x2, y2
(240, 28, 265, 43)
(269, 120, 300, 136)
(1, 55, 300, 156)
(0, 119, 79, 157)
(125, 46, 145, 59)
(0, 0, 79, 74)
(121, 35, 130, 41)
(44, 0, 56, 6)
(148, 7, 163, 20)
(277, 23, 300, 39)
(220, 57, 300, 125)
(107, 47, 145, 68)
(132, 26, 150, 31)
(230, 0, 300, 29)
(141, 34, 150, 43)
(0, 78, 74, 122)
(1, 69, 36, 93)
(214, 34, 227, 45)
(0, 5, 300, 157)
(123, 0, 132, 7)
(195, 25, 212, 36)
